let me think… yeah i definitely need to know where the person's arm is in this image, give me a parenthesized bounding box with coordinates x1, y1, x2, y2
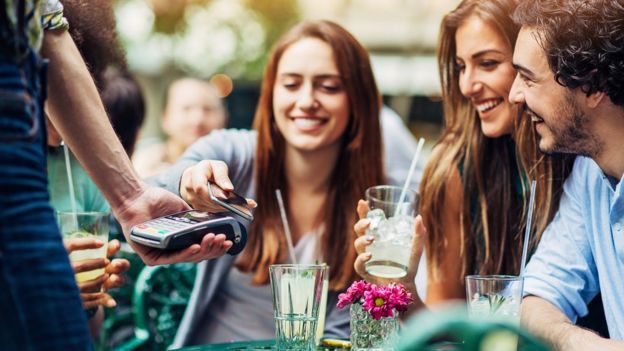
(520, 158, 620, 350)
(424, 164, 465, 305)
(41, 29, 229, 265)
(523, 296, 624, 351)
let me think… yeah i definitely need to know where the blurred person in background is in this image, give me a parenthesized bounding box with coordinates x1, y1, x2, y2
(133, 78, 227, 177)
(353, 0, 574, 317)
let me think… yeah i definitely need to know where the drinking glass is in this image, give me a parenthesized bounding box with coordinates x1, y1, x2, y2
(270, 264, 328, 351)
(466, 275, 524, 351)
(58, 211, 109, 283)
(364, 185, 418, 278)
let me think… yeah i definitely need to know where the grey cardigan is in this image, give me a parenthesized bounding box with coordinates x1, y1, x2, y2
(153, 130, 351, 348)
(152, 119, 422, 348)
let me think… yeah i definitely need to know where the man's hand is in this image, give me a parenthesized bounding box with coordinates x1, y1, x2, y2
(114, 184, 233, 265)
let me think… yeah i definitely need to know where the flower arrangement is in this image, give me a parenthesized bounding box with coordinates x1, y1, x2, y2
(337, 280, 412, 320)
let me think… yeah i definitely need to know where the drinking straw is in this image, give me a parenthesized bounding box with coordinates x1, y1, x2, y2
(276, 189, 297, 264)
(62, 142, 79, 230)
(520, 180, 537, 276)
(394, 137, 425, 217)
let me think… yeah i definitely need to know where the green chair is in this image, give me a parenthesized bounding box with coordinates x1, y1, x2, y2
(97, 245, 146, 351)
(396, 305, 551, 351)
(113, 263, 197, 351)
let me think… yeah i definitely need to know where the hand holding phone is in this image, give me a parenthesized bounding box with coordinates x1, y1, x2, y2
(207, 183, 254, 221)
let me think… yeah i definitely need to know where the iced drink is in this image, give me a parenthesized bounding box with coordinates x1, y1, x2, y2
(58, 212, 109, 283)
(364, 185, 418, 279)
(466, 275, 524, 351)
(270, 264, 327, 351)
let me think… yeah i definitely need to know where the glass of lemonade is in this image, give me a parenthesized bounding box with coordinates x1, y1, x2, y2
(270, 264, 328, 351)
(466, 275, 524, 351)
(364, 185, 418, 279)
(57, 211, 109, 283)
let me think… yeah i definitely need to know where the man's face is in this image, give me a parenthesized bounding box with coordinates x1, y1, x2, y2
(509, 27, 597, 156)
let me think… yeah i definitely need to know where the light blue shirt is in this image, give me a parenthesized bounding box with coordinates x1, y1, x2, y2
(524, 156, 624, 339)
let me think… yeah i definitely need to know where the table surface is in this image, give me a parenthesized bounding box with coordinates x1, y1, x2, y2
(171, 339, 462, 350)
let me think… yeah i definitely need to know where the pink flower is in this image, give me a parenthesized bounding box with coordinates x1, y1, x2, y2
(337, 280, 371, 308)
(386, 283, 412, 313)
(363, 286, 394, 320)
(337, 280, 412, 319)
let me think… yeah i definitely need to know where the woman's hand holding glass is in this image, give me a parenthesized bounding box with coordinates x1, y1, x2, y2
(64, 238, 130, 309)
(353, 199, 426, 311)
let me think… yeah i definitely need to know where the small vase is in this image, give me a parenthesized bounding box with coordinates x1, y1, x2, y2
(350, 303, 399, 350)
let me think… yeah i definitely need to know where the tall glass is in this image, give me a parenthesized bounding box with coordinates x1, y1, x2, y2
(364, 185, 418, 278)
(466, 275, 524, 351)
(270, 264, 328, 351)
(58, 211, 109, 283)
(315, 265, 329, 346)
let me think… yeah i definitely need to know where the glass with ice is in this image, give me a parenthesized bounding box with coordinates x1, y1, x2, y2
(58, 211, 109, 283)
(270, 264, 328, 351)
(364, 185, 418, 279)
(466, 275, 524, 351)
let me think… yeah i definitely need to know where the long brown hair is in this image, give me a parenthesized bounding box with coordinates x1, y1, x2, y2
(236, 20, 385, 291)
(421, 0, 573, 281)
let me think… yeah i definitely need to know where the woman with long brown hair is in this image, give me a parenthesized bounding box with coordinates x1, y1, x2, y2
(154, 20, 390, 346)
(353, 0, 572, 311)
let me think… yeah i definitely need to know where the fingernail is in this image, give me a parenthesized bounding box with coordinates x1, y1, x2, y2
(94, 240, 104, 245)
(365, 253, 372, 258)
(365, 235, 374, 242)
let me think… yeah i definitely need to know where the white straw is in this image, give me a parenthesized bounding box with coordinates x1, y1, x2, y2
(276, 189, 297, 264)
(394, 137, 425, 217)
(62, 142, 79, 231)
(520, 180, 537, 277)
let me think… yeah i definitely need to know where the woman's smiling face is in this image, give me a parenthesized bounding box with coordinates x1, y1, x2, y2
(455, 14, 517, 138)
(272, 37, 350, 152)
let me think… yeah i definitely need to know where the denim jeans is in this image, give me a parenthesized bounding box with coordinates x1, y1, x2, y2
(0, 49, 93, 350)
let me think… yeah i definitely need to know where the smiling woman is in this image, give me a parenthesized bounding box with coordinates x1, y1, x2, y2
(368, 0, 574, 309)
(151, 20, 402, 348)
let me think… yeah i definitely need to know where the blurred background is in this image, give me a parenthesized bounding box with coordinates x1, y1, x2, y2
(115, 0, 462, 149)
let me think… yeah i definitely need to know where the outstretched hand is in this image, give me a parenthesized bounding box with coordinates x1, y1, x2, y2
(114, 184, 234, 265)
(180, 160, 257, 213)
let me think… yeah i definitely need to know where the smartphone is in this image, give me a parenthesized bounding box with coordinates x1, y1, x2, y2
(130, 210, 247, 254)
(207, 183, 254, 221)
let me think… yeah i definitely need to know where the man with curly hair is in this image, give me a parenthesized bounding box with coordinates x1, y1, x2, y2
(508, 0, 624, 349)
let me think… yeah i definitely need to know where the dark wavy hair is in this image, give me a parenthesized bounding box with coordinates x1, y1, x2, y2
(513, 0, 624, 107)
(63, 0, 127, 89)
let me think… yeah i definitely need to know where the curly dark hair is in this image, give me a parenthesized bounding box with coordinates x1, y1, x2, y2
(513, 0, 624, 107)
(62, 0, 127, 89)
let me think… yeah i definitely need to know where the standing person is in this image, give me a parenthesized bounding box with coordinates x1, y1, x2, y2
(151, 20, 404, 347)
(508, 0, 624, 349)
(0, 2, 231, 350)
(353, 0, 572, 312)
(133, 78, 228, 177)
